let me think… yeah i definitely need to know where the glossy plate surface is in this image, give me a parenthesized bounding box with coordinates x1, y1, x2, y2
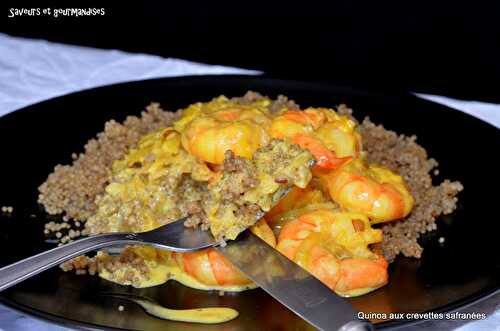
(0, 76, 498, 330)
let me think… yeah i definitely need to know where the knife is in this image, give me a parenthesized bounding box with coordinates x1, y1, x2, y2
(216, 230, 374, 331)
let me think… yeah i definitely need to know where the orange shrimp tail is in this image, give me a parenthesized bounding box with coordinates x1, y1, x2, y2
(306, 245, 341, 291)
(292, 133, 351, 169)
(207, 249, 249, 286)
(176, 220, 277, 288)
(335, 256, 388, 296)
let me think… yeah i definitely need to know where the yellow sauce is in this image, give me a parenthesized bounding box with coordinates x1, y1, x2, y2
(96, 247, 248, 324)
(97, 248, 255, 292)
(132, 299, 238, 324)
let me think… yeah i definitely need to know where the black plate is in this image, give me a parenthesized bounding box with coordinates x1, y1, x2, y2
(0, 76, 498, 330)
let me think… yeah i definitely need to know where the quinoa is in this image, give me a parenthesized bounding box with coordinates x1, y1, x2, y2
(219, 150, 259, 200)
(358, 117, 463, 261)
(178, 176, 210, 229)
(231, 90, 300, 114)
(60, 246, 152, 284)
(216, 150, 262, 227)
(38, 103, 179, 222)
(183, 150, 262, 236)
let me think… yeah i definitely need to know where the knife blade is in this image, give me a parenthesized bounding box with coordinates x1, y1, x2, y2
(216, 230, 373, 331)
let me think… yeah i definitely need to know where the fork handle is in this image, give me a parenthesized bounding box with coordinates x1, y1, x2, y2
(0, 233, 139, 292)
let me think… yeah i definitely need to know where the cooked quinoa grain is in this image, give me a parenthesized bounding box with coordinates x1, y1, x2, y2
(38, 103, 179, 222)
(60, 246, 152, 282)
(358, 118, 462, 261)
(231, 91, 300, 114)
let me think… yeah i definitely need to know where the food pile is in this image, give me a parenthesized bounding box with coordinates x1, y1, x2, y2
(39, 92, 462, 298)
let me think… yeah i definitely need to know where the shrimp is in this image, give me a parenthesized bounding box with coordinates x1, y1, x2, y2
(173, 219, 276, 289)
(269, 108, 361, 169)
(276, 209, 388, 297)
(317, 159, 414, 223)
(172, 248, 251, 288)
(292, 134, 352, 169)
(176, 101, 272, 164)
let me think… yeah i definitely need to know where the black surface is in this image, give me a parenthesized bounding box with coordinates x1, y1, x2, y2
(2, 2, 500, 102)
(0, 76, 498, 330)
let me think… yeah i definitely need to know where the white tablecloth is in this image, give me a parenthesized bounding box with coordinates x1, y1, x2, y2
(0, 33, 498, 331)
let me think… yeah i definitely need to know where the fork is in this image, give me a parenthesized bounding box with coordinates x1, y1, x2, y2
(0, 184, 297, 293)
(0, 217, 217, 292)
